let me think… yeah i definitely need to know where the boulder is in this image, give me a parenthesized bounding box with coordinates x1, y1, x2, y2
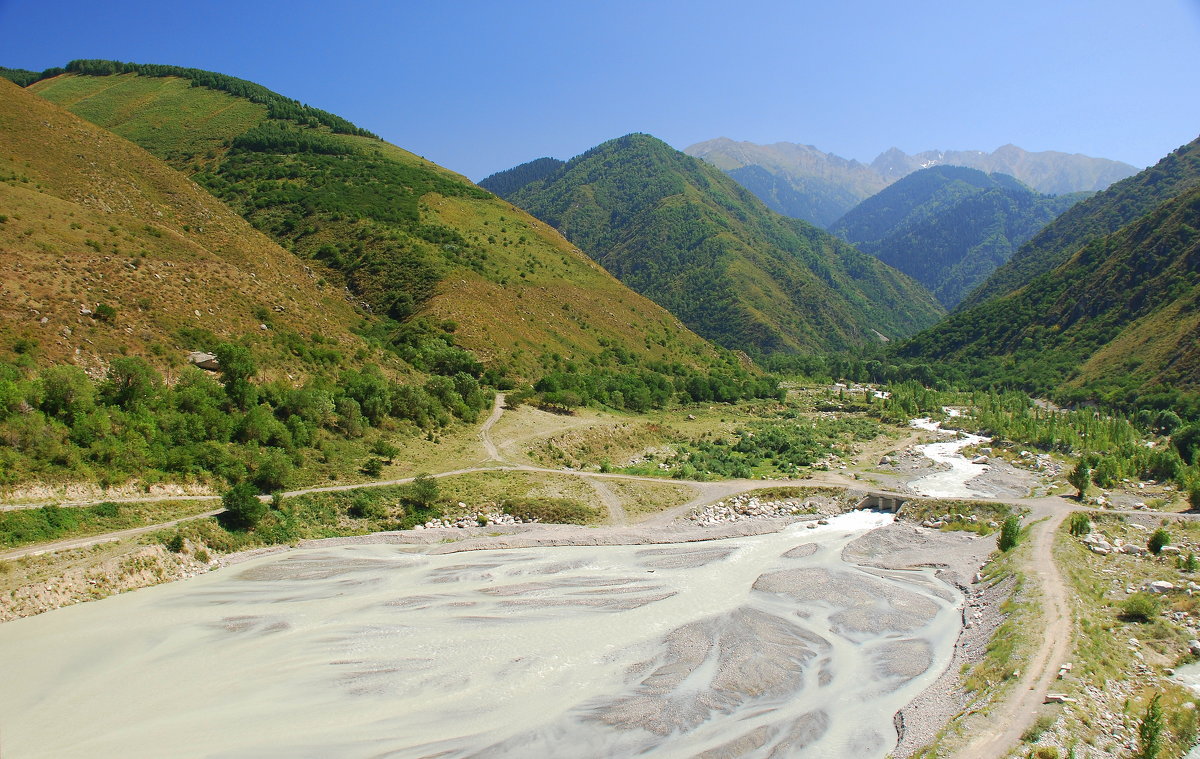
(1146, 581, 1175, 593)
(1161, 546, 1183, 555)
(971, 456, 989, 465)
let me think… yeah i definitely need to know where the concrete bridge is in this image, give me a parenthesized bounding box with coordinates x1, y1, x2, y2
(855, 493, 907, 512)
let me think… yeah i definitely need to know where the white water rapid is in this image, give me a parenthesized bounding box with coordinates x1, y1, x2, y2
(908, 413, 994, 499)
(0, 511, 963, 758)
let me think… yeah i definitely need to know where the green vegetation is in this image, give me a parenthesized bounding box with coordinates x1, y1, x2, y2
(1121, 592, 1163, 623)
(1068, 512, 1091, 536)
(998, 515, 1021, 551)
(490, 133, 944, 354)
(829, 165, 1086, 308)
(221, 482, 265, 530)
(527, 362, 782, 413)
(899, 137, 1200, 413)
(1137, 693, 1164, 759)
(1148, 528, 1171, 555)
(964, 136, 1200, 309)
(501, 497, 602, 525)
(0, 348, 490, 492)
(0, 500, 213, 550)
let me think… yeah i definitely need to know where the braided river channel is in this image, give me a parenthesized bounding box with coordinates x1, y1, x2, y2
(0, 509, 968, 758)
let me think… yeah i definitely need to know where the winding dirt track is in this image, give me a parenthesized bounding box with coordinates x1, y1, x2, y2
(948, 500, 1073, 759)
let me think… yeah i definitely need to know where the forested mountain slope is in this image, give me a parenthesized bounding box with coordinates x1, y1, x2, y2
(486, 134, 944, 354)
(961, 136, 1200, 309)
(830, 166, 1086, 307)
(899, 179, 1200, 411)
(24, 62, 724, 378)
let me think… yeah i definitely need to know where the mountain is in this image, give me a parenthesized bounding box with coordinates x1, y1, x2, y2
(684, 138, 887, 227)
(898, 136, 1200, 409)
(482, 134, 944, 355)
(22, 62, 727, 379)
(0, 76, 372, 375)
(960, 136, 1200, 309)
(829, 166, 1087, 308)
(871, 144, 1139, 195)
(684, 138, 1138, 228)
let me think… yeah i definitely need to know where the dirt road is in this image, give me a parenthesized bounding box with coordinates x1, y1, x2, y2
(948, 498, 1073, 759)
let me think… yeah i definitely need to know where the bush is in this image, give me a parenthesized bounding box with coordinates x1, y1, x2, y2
(221, 482, 266, 530)
(165, 532, 185, 553)
(1122, 592, 1163, 623)
(92, 303, 117, 323)
(360, 457, 384, 477)
(404, 473, 439, 509)
(1137, 693, 1164, 759)
(348, 493, 388, 519)
(998, 515, 1021, 551)
(1148, 528, 1171, 555)
(1068, 512, 1091, 537)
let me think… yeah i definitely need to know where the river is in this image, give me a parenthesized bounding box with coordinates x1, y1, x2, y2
(0, 511, 964, 758)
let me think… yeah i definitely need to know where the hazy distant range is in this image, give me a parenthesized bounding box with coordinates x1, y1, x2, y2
(684, 138, 1140, 228)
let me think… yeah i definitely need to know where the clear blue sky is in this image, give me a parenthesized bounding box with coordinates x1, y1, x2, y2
(2, 0, 1198, 180)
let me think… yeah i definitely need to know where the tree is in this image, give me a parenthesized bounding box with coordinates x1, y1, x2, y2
(1067, 461, 1091, 498)
(1068, 512, 1091, 537)
(214, 343, 257, 411)
(1190, 487, 1200, 512)
(998, 515, 1021, 551)
(1137, 693, 1163, 759)
(221, 482, 266, 529)
(405, 473, 439, 509)
(1148, 528, 1171, 555)
(102, 357, 161, 411)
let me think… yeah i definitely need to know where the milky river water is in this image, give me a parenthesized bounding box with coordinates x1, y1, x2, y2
(0, 511, 964, 758)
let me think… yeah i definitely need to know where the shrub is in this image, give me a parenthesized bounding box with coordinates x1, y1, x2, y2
(221, 482, 266, 529)
(1137, 693, 1163, 759)
(1183, 552, 1200, 573)
(1067, 513, 1091, 537)
(1122, 592, 1163, 622)
(1067, 462, 1090, 497)
(165, 532, 185, 553)
(998, 515, 1021, 551)
(1148, 528, 1171, 555)
(360, 458, 384, 477)
(404, 473, 439, 509)
(348, 494, 387, 519)
(93, 303, 117, 323)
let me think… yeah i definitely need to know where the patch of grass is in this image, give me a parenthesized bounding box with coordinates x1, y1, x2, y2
(501, 497, 604, 525)
(0, 500, 217, 550)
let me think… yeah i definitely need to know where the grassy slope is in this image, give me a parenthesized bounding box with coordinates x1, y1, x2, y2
(899, 183, 1200, 401)
(495, 133, 944, 355)
(29, 72, 722, 378)
(961, 135, 1200, 310)
(0, 77, 373, 375)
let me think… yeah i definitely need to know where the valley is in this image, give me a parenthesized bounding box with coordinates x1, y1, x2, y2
(1, 21, 1198, 758)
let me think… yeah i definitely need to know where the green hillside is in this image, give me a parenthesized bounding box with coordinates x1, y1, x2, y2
(830, 166, 1086, 307)
(898, 180, 1200, 413)
(961, 136, 1200, 309)
(26, 62, 728, 381)
(487, 134, 944, 355)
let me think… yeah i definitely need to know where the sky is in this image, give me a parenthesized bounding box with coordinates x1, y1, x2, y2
(2, 0, 1199, 181)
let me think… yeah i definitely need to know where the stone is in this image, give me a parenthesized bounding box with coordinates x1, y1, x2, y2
(1045, 693, 1077, 704)
(1147, 581, 1175, 593)
(1161, 546, 1183, 555)
(1090, 544, 1111, 555)
(971, 456, 989, 464)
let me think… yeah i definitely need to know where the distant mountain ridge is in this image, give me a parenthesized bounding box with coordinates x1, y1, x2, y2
(482, 134, 944, 355)
(684, 138, 1139, 227)
(829, 165, 1088, 308)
